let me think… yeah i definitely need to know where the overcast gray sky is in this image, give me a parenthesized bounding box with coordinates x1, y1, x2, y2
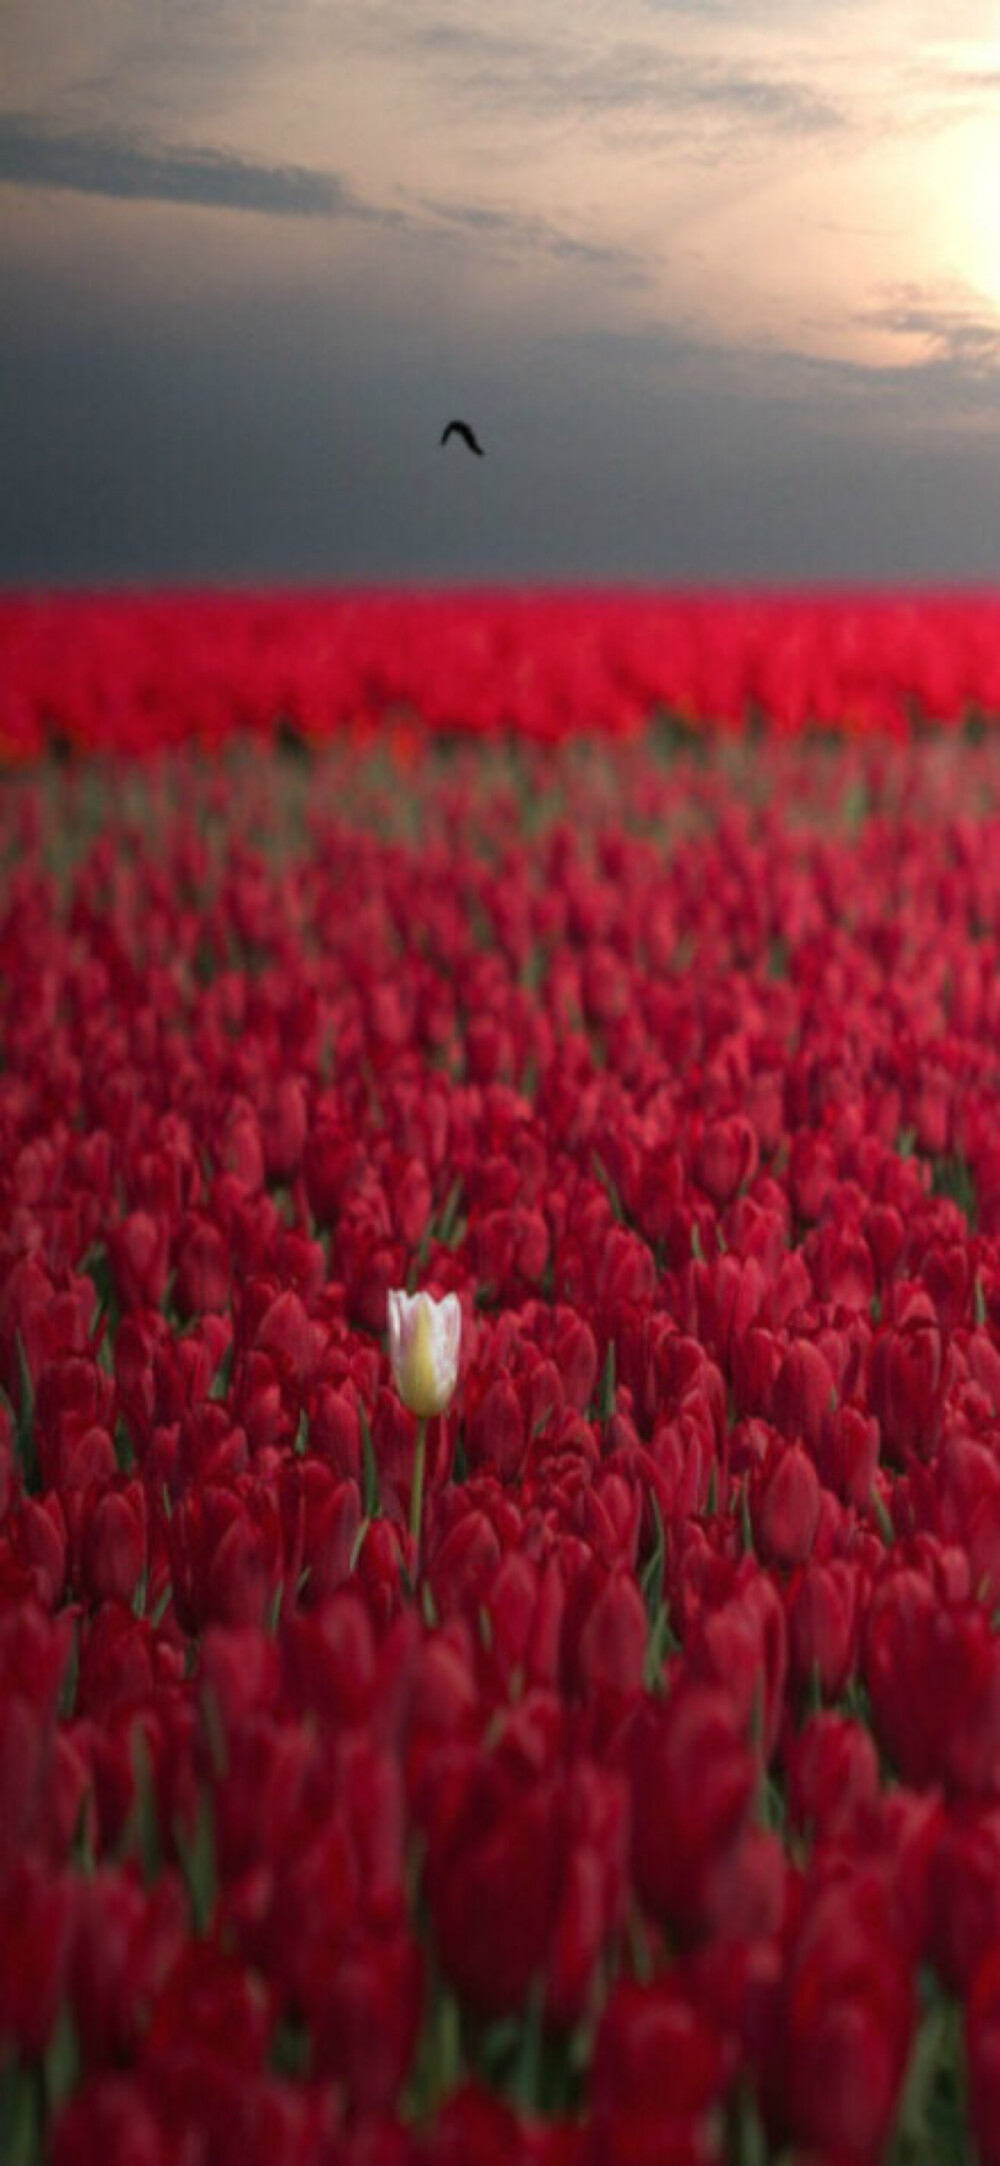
(2, 0, 1000, 585)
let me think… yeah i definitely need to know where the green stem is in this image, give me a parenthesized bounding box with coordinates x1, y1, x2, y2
(410, 1416, 428, 1557)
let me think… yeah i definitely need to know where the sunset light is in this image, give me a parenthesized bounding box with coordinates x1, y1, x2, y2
(1, 2, 999, 580)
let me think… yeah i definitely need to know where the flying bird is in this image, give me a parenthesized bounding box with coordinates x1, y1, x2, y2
(440, 419, 484, 457)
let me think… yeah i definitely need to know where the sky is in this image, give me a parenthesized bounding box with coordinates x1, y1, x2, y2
(1, 0, 1000, 586)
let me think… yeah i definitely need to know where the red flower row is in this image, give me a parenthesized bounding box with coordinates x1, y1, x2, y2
(3, 586, 1000, 757)
(4, 730, 1000, 2162)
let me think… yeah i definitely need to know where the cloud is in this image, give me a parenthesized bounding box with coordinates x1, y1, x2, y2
(566, 51, 845, 136)
(3, 0, 301, 133)
(409, 190, 648, 281)
(856, 283, 1000, 376)
(362, 13, 847, 143)
(0, 110, 650, 286)
(560, 302, 1000, 454)
(0, 111, 391, 222)
(678, 66, 844, 133)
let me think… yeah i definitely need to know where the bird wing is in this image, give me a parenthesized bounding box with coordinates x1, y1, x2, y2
(441, 419, 484, 454)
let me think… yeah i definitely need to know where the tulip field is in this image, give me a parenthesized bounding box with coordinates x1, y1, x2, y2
(9, 587, 1000, 2164)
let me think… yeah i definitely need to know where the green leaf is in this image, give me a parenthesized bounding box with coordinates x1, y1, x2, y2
(43, 2002, 81, 2114)
(840, 1674, 874, 1727)
(404, 1973, 464, 2123)
(175, 1789, 217, 1936)
(766, 936, 788, 980)
(507, 1975, 546, 2114)
(70, 1787, 95, 1876)
(13, 1332, 39, 1495)
(740, 1476, 755, 1557)
(479, 2012, 525, 2082)
(626, 1903, 654, 1985)
(643, 1601, 677, 1693)
(78, 1240, 113, 1330)
(113, 1417, 135, 1475)
(841, 778, 870, 834)
(725, 2080, 770, 2166)
(591, 1152, 625, 1225)
(437, 1175, 464, 1247)
(58, 1620, 80, 1720)
(870, 1482, 895, 1547)
(596, 1340, 616, 1424)
(127, 1726, 162, 1885)
(209, 1343, 234, 1402)
(0, 2059, 41, 2166)
(201, 1682, 229, 1781)
(148, 1579, 172, 1630)
(270, 2015, 312, 2079)
(292, 1408, 309, 1456)
(888, 1979, 967, 2165)
(520, 940, 548, 993)
(640, 1491, 665, 1622)
(756, 1767, 786, 1837)
(359, 1403, 380, 1520)
(931, 1149, 977, 1226)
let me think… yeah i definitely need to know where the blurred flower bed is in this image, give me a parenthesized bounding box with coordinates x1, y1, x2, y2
(6, 714, 1000, 2161)
(4, 587, 1000, 755)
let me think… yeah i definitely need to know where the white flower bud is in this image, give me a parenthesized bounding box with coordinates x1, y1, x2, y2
(387, 1288, 461, 1418)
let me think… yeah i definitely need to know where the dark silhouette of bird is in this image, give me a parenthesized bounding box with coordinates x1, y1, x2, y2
(440, 419, 484, 457)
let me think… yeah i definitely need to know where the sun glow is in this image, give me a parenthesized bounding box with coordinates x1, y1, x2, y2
(949, 124, 1000, 315)
(912, 33, 1000, 313)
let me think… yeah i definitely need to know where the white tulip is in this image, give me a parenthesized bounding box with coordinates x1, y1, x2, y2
(386, 1288, 461, 1420)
